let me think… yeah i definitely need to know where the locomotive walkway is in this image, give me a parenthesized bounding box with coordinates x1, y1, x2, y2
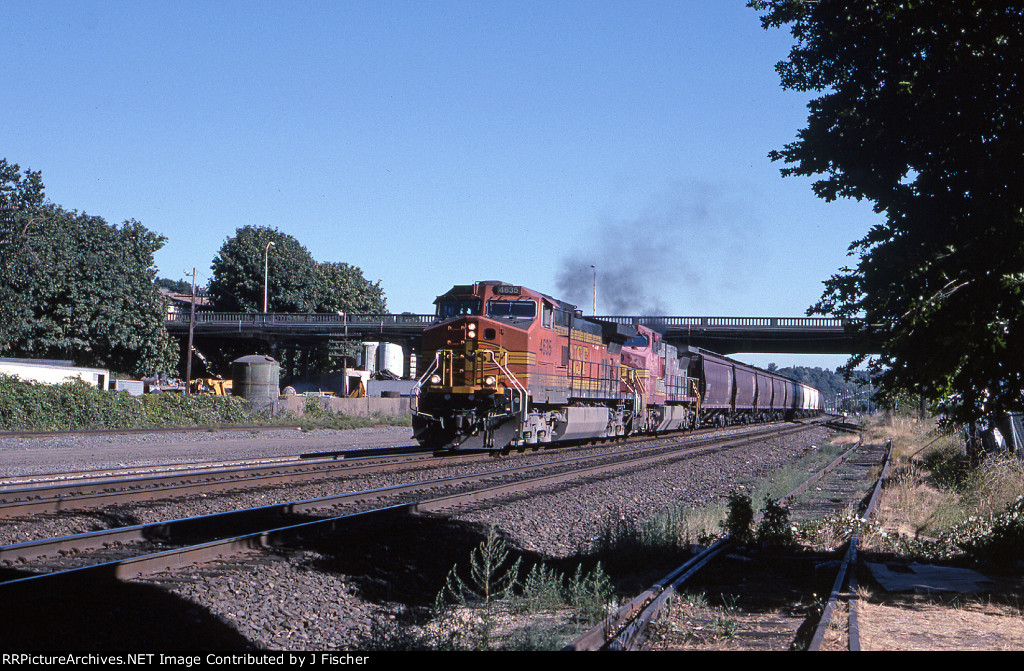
(165, 312, 881, 355)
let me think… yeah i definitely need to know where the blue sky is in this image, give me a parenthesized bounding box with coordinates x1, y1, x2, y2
(2, 1, 880, 369)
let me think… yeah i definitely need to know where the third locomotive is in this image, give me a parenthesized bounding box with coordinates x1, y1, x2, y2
(413, 281, 822, 450)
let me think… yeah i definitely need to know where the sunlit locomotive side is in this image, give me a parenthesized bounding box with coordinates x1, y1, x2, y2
(413, 282, 637, 450)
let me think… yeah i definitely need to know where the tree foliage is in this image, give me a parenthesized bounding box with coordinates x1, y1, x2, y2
(207, 225, 386, 314)
(774, 365, 874, 401)
(750, 1, 1024, 422)
(0, 160, 177, 377)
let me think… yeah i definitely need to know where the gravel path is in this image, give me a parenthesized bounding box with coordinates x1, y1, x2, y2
(0, 423, 834, 651)
(0, 425, 417, 477)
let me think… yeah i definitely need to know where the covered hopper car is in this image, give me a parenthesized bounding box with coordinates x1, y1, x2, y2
(412, 281, 822, 450)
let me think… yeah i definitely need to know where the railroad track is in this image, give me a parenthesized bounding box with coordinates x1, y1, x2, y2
(0, 421, 823, 584)
(567, 430, 891, 652)
(0, 421, 818, 521)
(0, 448, 483, 518)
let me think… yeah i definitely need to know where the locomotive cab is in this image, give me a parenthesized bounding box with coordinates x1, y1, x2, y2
(413, 281, 634, 450)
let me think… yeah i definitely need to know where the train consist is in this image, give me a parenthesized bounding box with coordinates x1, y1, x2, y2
(413, 281, 823, 450)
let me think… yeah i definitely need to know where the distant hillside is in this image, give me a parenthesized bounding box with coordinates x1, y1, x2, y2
(773, 366, 874, 400)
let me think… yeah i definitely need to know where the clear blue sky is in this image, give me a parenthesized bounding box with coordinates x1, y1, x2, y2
(2, 1, 880, 369)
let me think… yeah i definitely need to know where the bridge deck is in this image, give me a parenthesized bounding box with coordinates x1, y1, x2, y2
(166, 312, 877, 355)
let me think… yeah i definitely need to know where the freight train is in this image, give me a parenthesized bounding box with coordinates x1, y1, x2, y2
(412, 281, 823, 450)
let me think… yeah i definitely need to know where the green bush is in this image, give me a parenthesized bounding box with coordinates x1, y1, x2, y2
(721, 491, 754, 545)
(0, 375, 250, 431)
(959, 496, 1024, 567)
(515, 563, 566, 613)
(757, 496, 795, 549)
(565, 562, 613, 625)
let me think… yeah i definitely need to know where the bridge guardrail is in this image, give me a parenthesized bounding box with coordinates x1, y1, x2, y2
(165, 312, 859, 329)
(165, 312, 437, 326)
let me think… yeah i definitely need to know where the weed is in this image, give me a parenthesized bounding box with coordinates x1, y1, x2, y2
(566, 562, 614, 625)
(676, 591, 709, 608)
(439, 526, 521, 606)
(710, 614, 738, 639)
(514, 563, 566, 613)
(756, 496, 795, 549)
(721, 491, 754, 545)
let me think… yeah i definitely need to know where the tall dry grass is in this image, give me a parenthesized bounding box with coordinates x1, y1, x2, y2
(869, 412, 1024, 538)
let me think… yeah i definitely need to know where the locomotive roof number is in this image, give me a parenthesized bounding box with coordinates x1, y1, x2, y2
(492, 284, 521, 295)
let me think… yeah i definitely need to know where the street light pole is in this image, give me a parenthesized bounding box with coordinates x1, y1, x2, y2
(263, 241, 276, 313)
(591, 265, 597, 315)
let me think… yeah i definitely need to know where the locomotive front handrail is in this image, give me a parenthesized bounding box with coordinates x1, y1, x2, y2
(483, 348, 528, 426)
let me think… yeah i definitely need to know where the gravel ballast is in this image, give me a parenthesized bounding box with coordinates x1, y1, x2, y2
(0, 423, 834, 651)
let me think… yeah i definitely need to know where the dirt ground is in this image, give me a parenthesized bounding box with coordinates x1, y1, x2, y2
(856, 591, 1024, 651)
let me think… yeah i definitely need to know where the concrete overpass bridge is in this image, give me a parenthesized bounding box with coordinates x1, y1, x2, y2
(166, 311, 880, 359)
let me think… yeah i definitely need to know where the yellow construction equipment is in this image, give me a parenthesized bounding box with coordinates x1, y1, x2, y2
(189, 378, 233, 395)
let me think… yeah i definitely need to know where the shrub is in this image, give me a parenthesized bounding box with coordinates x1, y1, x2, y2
(959, 496, 1024, 567)
(515, 563, 566, 613)
(721, 491, 754, 545)
(0, 375, 250, 431)
(757, 496, 795, 549)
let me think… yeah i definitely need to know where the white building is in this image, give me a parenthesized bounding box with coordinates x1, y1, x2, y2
(0, 358, 109, 389)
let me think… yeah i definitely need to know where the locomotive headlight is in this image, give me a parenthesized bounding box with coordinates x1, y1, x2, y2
(484, 375, 497, 386)
(429, 374, 441, 385)
(466, 323, 477, 338)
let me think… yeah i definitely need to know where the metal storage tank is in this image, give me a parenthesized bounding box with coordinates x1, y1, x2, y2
(231, 355, 280, 409)
(362, 342, 379, 372)
(378, 342, 405, 378)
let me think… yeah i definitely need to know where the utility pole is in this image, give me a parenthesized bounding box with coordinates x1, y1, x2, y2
(185, 268, 196, 393)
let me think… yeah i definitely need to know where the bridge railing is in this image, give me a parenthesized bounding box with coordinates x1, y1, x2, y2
(165, 312, 437, 326)
(596, 315, 852, 328)
(166, 312, 857, 329)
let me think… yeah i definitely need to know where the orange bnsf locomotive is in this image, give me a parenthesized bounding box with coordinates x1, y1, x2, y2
(412, 281, 822, 450)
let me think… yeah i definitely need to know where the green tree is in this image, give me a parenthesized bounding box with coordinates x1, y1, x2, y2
(207, 225, 386, 314)
(155, 277, 193, 294)
(316, 261, 386, 314)
(750, 1, 1024, 423)
(0, 160, 46, 349)
(0, 160, 177, 376)
(207, 226, 321, 312)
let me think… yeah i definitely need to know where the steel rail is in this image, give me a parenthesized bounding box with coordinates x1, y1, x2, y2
(0, 449, 482, 517)
(0, 422, 820, 585)
(0, 425, 304, 439)
(807, 439, 892, 651)
(0, 444, 435, 489)
(0, 420, 815, 520)
(567, 430, 872, 651)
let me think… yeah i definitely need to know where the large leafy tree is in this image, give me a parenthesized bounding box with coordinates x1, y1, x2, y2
(0, 159, 46, 348)
(207, 226, 386, 314)
(208, 226, 321, 312)
(750, 1, 1024, 423)
(0, 160, 178, 376)
(315, 261, 386, 314)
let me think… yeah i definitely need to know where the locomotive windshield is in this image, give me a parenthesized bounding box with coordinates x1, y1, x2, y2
(487, 299, 536, 323)
(437, 298, 482, 318)
(624, 333, 650, 348)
